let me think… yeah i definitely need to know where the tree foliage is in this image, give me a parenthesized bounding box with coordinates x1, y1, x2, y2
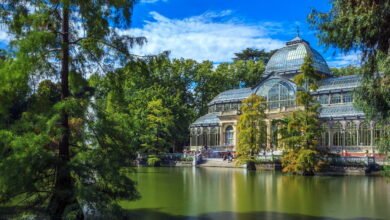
(309, 0, 390, 119)
(331, 65, 362, 77)
(92, 54, 266, 154)
(281, 55, 322, 149)
(233, 48, 276, 63)
(141, 99, 174, 153)
(281, 149, 323, 175)
(236, 94, 267, 167)
(309, 0, 390, 59)
(309, 0, 390, 157)
(280, 55, 323, 175)
(0, 1, 144, 218)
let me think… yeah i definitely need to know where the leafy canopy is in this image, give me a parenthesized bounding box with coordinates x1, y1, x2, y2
(280, 55, 323, 175)
(236, 94, 267, 164)
(0, 0, 144, 218)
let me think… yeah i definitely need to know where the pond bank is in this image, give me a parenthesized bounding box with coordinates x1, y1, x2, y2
(149, 158, 383, 176)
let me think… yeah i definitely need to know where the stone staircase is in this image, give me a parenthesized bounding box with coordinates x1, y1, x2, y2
(197, 158, 246, 168)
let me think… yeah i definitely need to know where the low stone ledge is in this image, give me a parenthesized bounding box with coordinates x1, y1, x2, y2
(255, 163, 282, 171)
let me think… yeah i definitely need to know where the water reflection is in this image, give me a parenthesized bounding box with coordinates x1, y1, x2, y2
(121, 167, 390, 219)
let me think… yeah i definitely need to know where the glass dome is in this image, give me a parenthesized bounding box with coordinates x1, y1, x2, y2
(265, 37, 331, 75)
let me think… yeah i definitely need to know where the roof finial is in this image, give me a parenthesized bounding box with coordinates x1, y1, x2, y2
(296, 25, 300, 37)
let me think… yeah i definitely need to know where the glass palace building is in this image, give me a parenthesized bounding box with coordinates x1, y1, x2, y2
(189, 37, 385, 156)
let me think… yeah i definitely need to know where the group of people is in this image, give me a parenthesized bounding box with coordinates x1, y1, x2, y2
(183, 146, 235, 162)
(222, 151, 234, 162)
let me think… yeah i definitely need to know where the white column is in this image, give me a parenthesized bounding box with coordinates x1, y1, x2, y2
(266, 120, 272, 150)
(328, 122, 332, 148)
(370, 121, 375, 154)
(220, 124, 224, 146)
(356, 120, 361, 148)
(233, 124, 237, 151)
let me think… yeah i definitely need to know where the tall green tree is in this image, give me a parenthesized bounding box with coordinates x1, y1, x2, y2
(193, 61, 236, 116)
(233, 48, 276, 63)
(141, 99, 174, 154)
(280, 55, 323, 175)
(309, 0, 390, 156)
(231, 48, 269, 87)
(0, 1, 143, 218)
(93, 56, 197, 152)
(236, 94, 267, 170)
(229, 60, 266, 87)
(282, 55, 322, 148)
(309, 0, 390, 119)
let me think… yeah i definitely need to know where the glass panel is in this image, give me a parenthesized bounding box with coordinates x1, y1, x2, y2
(266, 81, 295, 109)
(321, 123, 329, 146)
(374, 123, 384, 145)
(359, 122, 371, 146)
(224, 103, 230, 111)
(210, 127, 219, 146)
(345, 122, 357, 146)
(231, 103, 238, 111)
(225, 126, 234, 145)
(332, 122, 343, 147)
(268, 84, 280, 109)
(319, 95, 329, 105)
(343, 93, 353, 103)
(265, 42, 330, 74)
(330, 94, 341, 104)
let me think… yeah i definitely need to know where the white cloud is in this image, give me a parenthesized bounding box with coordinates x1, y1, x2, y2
(327, 52, 361, 68)
(0, 28, 11, 43)
(121, 11, 285, 62)
(140, 0, 167, 4)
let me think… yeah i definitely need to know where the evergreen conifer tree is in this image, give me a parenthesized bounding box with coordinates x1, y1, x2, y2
(0, 1, 144, 218)
(236, 94, 267, 170)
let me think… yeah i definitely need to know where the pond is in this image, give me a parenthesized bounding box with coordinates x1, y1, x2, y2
(121, 167, 390, 220)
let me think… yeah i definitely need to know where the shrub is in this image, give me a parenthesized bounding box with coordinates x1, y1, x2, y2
(181, 157, 193, 162)
(281, 149, 324, 175)
(382, 165, 390, 178)
(147, 155, 161, 166)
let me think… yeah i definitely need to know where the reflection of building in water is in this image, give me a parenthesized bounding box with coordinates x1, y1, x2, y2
(189, 36, 385, 156)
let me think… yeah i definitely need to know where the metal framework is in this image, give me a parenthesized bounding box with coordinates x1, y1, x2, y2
(188, 36, 383, 154)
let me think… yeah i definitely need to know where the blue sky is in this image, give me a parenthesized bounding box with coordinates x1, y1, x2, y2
(127, 0, 360, 67)
(0, 0, 360, 67)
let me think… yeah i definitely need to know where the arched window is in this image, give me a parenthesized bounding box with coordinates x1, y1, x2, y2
(190, 128, 196, 146)
(359, 122, 371, 146)
(210, 127, 219, 146)
(255, 79, 295, 110)
(267, 82, 295, 109)
(196, 127, 202, 146)
(225, 126, 234, 146)
(203, 128, 208, 146)
(374, 123, 384, 145)
(332, 122, 343, 147)
(345, 122, 357, 146)
(320, 123, 329, 147)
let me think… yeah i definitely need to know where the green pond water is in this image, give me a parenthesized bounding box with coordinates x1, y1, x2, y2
(121, 167, 390, 220)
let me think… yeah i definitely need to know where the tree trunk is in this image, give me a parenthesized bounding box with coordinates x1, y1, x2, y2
(247, 151, 256, 171)
(247, 161, 256, 171)
(47, 5, 83, 219)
